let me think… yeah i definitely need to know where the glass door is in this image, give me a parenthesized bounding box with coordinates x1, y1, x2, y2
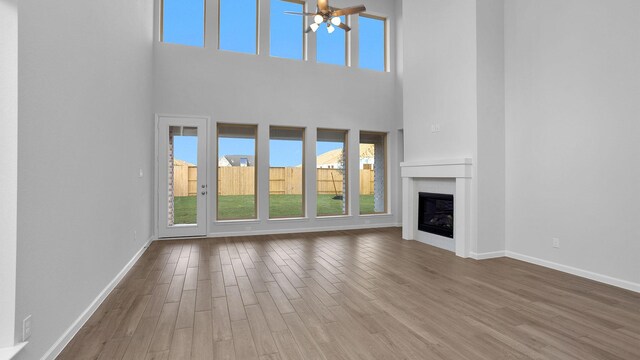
(158, 116, 208, 237)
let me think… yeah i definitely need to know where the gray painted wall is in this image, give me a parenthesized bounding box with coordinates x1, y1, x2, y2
(401, 0, 506, 255)
(0, 0, 19, 349)
(15, 0, 154, 358)
(153, 0, 403, 235)
(505, 0, 640, 285)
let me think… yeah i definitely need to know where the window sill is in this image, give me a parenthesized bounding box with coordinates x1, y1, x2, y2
(0, 342, 27, 359)
(215, 219, 261, 225)
(267, 217, 310, 222)
(359, 213, 393, 218)
(315, 215, 353, 220)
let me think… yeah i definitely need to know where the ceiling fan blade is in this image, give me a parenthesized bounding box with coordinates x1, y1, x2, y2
(305, 25, 314, 33)
(332, 5, 366, 17)
(284, 11, 316, 16)
(317, 0, 330, 12)
(337, 22, 351, 32)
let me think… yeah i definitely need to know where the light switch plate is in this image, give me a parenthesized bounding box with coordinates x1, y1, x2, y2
(23, 315, 32, 341)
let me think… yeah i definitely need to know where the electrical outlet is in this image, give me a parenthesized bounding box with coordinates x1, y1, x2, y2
(23, 315, 32, 341)
(364, 219, 371, 225)
(552, 237, 560, 248)
(435, 124, 441, 132)
(430, 124, 436, 133)
(133, 230, 137, 242)
(138, 169, 144, 178)
(245, 226, 252, 231)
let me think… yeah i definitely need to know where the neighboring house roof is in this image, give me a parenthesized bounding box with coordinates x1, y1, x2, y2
(174, 159, 196, 167)
(315, 144, 375, 167)
(219, 155, 255, 167)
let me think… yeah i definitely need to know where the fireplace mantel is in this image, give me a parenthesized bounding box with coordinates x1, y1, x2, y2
(400, 158, 472, 178)
(401, 158, 473, 258)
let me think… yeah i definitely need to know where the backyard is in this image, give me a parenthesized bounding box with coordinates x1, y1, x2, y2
(173, 194, 376, 223)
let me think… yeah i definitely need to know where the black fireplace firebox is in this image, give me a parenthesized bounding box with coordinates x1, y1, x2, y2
(418, 192, 454, 238)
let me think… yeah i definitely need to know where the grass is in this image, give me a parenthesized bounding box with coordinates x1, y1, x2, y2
(173, 194, 377, 224)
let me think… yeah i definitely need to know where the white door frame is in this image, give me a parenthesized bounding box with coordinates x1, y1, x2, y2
(156, 115, 209, 238)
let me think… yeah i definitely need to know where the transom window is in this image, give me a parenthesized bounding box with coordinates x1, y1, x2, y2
(219, 0, 258, 54)
(316, 16, 346, 66)
(162, 0, 205, 47)
(359, 14, 386, 71)
(270, 0, 305, 60)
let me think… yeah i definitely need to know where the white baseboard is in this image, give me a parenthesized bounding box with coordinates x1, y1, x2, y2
(470, 250, 506, 260)
(412, 236, 455, 252)
(505, 251, 640, 294)
(41, 236, 154, 360)
(155, 222, 402, 240)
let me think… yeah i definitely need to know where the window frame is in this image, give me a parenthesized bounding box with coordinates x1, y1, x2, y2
(216, 123, 259, 221)
(359, 131, 388, 215)
(316, 128, 349, 217)
(269, 0, 307, 60)
(358, 13, 389, 72)
(160, 0, 207, 46)
(268, 126, 306, 219)
(217, 0, 260, 54)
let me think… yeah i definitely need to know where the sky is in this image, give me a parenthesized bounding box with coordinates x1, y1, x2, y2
(166, 0, 383, 165)
(173, 136, 344, 167)
(162, 0, 384, 71)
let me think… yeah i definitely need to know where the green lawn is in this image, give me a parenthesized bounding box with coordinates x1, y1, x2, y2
(173, 194, 376, 224)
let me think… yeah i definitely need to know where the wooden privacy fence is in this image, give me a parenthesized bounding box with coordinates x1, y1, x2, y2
(173, 164, 197, 197)
(174, 166, 375, 196)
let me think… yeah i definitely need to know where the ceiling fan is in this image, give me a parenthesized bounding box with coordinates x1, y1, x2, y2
(285, 0, 366, 33)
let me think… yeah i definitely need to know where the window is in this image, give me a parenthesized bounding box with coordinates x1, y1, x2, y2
(316, 16, 346, 66)
(217, 124, 257, 220)
(162, 0, 205, 47)
(359, 131, 386, 214)
(359, 15, 386, 71)
(269, 127, 305, 218)
(169, 126, 199, 225)
(317, 129, 348, 216)
(219, 0, 258, 54)
(270, 0, 304, 60)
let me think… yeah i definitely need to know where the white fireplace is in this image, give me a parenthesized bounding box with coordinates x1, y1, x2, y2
(401, 158, 473, 258)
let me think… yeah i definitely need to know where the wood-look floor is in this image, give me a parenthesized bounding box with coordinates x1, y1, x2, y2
(59, 228, 640, 360)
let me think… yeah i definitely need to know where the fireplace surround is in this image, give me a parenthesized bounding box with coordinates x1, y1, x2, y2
(401, 158, 473, 258)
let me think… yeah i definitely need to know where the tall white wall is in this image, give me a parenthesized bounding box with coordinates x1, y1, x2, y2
(476, 0, 505, 254)
(402, 0, 505, 255)
(505, 0, 640, 286)
(15, 0, 154, 358)
(402, 0, 478, 161)
(154, 0, 403, 234)
(0, 0, 19, 349)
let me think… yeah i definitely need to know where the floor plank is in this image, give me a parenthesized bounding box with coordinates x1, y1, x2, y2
(59, 228, 640, 360)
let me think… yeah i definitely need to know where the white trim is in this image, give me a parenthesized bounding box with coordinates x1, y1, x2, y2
(41, 237, 154, 360)
(400, 158, 472, 167)
(412, 236, 455, 252)
(505, 251, 640, 294)
(198, 222, 401, 239)
(0, 342, 26, 360)
(470, 250, 506, 260)
(401, 159, 473, 258)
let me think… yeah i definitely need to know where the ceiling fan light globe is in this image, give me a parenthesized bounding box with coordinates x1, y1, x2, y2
(314, 14, 324, 24)
(327, 24, 335, 33)
(330, 17, 341, 26)
(310, 23, 320, 32)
